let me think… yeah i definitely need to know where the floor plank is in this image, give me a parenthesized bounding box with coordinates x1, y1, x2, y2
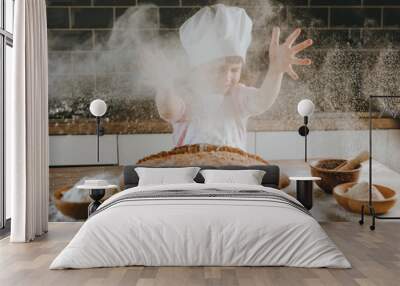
(0, 222, 399, 286)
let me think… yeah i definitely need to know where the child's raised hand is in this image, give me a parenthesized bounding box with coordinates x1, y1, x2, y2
(268, 27, 313, 80)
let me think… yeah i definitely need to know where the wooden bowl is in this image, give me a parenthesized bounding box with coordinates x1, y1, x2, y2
(54, 186, 89, 220)
(54, 186, 120, 220)
(333, 182, 397, 214)
(310, 159, 361, 193)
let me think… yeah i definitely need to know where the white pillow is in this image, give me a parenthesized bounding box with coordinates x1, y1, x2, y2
(200, 169, 266, 185)
(135, 167, 200, 186)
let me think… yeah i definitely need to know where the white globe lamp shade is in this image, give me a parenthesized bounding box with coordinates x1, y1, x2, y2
(297, 99, 315, 117)
(90, 99, 107, 117)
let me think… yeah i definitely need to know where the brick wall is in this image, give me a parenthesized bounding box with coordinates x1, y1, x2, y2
(46, 0, 400, 125)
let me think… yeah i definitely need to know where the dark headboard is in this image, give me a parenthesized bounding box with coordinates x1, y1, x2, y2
(122, 165, 280, 190)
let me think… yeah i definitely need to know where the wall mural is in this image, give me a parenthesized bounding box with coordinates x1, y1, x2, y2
(48, 0, 400, 222)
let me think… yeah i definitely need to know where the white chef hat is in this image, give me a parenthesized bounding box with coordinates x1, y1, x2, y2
(179, 4, 253, 68)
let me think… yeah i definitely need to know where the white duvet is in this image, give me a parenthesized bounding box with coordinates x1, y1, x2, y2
(50, 183, 351, 269)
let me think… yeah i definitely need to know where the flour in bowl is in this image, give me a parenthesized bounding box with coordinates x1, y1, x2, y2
(62, 187, 91, 203)
(345, 182, 385, 201)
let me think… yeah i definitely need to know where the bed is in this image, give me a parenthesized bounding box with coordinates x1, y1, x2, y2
(50, 165, 351, 269)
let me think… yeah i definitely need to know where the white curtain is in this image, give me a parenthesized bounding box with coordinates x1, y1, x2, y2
(8, 0, 49, 242)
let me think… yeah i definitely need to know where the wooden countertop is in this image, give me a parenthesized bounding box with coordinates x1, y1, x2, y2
(49, 112, 400, 135)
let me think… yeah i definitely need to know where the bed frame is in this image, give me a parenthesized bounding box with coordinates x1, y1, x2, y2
(122, 165, 280, 190)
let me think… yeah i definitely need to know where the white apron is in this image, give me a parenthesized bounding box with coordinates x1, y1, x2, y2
(172, 89, 249, 151)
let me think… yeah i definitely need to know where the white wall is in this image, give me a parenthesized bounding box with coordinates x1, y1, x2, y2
(256, 130, 390, 160)
(49, 129, 400, 172)
(118, 134, 174, 165)
(49, 135, 118, 165)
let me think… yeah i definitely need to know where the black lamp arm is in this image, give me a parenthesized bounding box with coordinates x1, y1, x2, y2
(298, 116, 310, 162)
(95, 117, 106, 162)
(96, 117, 105, 136)
(298, 116, 310, 137)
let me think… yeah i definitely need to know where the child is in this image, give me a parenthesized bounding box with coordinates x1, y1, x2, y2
(156, 4, 312, 151)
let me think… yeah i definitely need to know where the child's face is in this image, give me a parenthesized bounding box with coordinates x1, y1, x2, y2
(216, 60, 243, 94)
(193, 57, 243, 95)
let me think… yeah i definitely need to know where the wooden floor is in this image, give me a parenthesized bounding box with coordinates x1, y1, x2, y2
(1, 222, 400, 286)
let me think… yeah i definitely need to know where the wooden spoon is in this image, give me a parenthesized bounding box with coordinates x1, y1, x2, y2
(334, 151, 369, 171)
